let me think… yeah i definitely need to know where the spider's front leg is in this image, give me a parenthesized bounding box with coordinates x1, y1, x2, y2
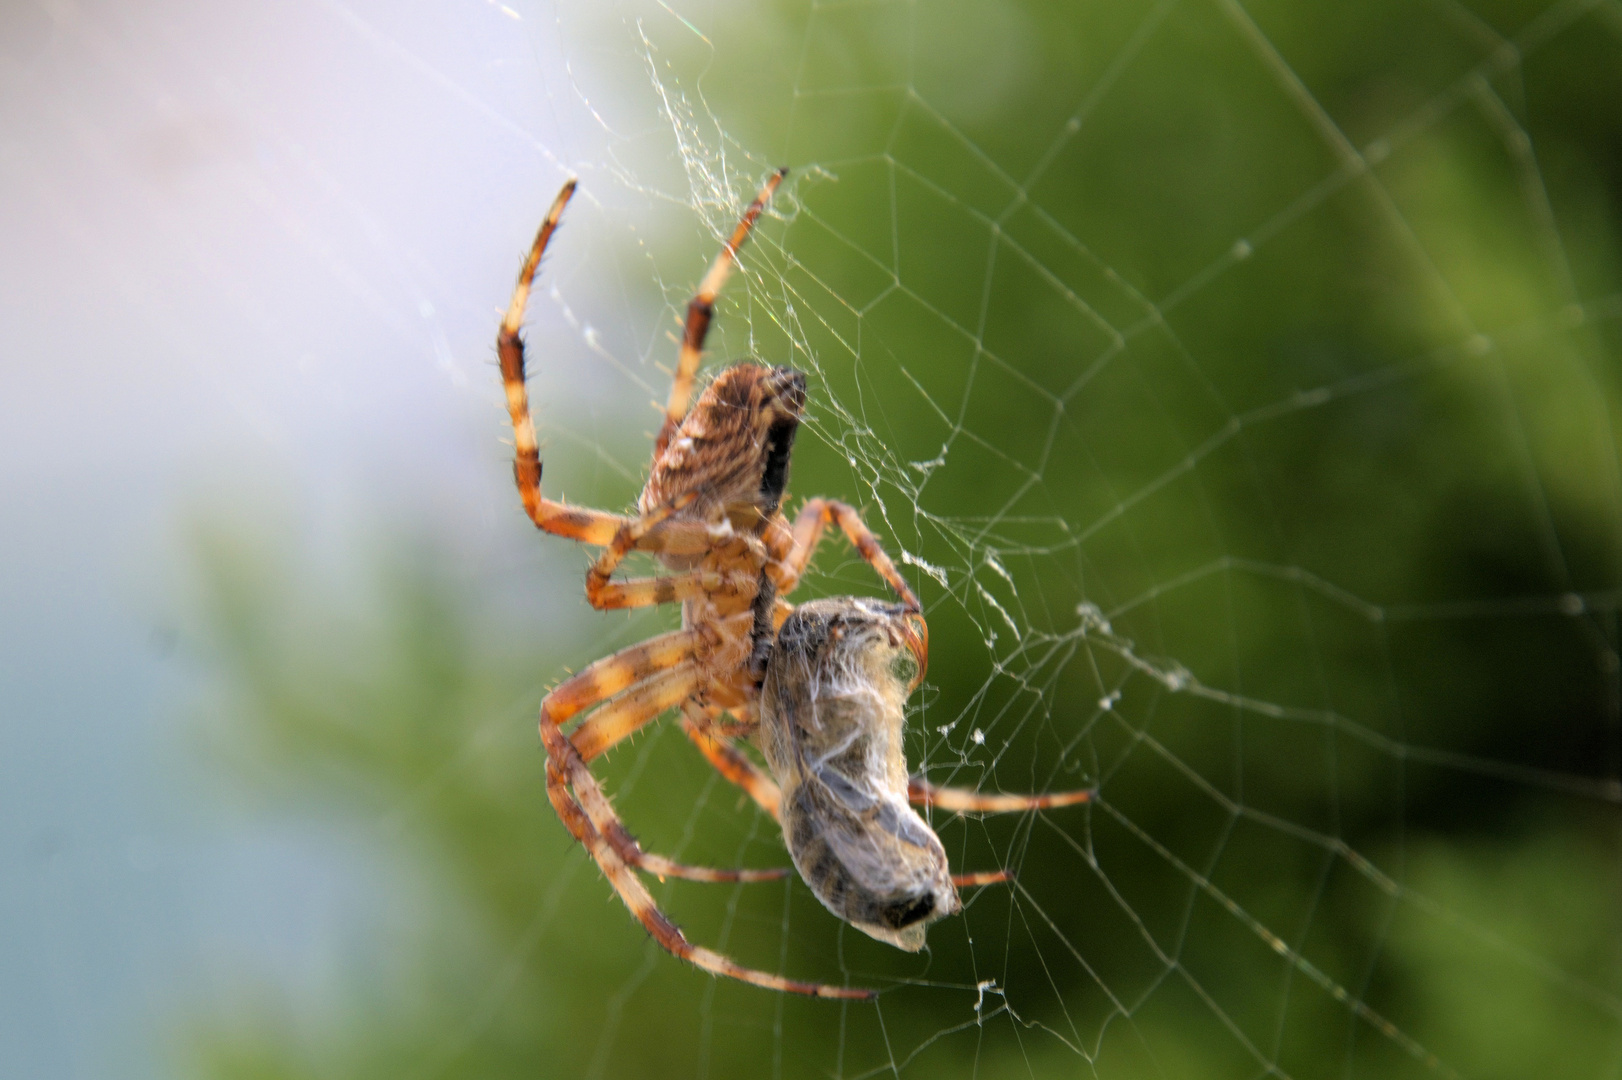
(901, 779, 1095, 891)
(768, 497, 920, 610)
(543, 756, 867, 998)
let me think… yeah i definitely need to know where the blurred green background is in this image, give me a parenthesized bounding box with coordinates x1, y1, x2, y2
(6, 0, 1621, 1077)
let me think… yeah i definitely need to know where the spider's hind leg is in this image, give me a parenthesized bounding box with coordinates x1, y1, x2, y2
(681, 703, 782, 821)
(910, 781, 1093, 892)
(908, 778, 1096, 814)
(542, 750, 867, 998)
(543, 634, 788, 885)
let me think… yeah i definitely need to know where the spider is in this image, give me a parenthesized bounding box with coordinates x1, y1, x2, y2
(498, 171, 1094, 998)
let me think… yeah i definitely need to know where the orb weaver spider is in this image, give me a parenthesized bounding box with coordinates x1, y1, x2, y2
(498, 171, 1093, 998)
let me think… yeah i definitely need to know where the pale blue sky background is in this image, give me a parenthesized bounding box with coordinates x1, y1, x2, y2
(0, 2, 670, 1073)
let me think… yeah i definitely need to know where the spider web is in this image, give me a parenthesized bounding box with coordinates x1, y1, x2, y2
(509, 2, 1622, 1076)
(8, 0, 1619, 1077)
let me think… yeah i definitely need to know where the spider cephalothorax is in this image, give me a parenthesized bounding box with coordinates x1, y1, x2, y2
(497, 171, 1093, 998)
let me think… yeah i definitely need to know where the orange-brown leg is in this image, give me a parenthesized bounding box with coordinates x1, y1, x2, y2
(545, 637, 785, 884)
(587, 571, 755, 611)
(498, 180, 644, 546)
(912, 781, 1091, 889)
(909, 777, 1094, 813)
(542, 747, 867, 998)
(543, 671, 861, 995)
(570, 688, 790, 887)
(545, 629, 698, 726)
(768, 498, 919, 610)
(588, 493, 695, 577)
(654, 168, 788, 456)
(680, 703, 782, 820)
(497, 187, 734, 559)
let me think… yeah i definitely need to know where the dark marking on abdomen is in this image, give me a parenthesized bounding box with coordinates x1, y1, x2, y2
(758, 415, 799, 514)
(881, 893, 935, 930)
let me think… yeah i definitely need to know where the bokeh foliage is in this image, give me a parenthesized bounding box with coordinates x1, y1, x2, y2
(185, 0, 1622, 1077)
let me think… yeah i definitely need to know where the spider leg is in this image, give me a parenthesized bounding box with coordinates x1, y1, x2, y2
(908, 778, 1095, 814)
(591, 493, 695, 575)
(568, 665, 702, 762)
(545, 642, 788, 885)
(582, 494, 755, 611)
(769, 498, 920, 610)
(542, 664, 861, 994)
(544, 628, 699, 724)
(655, 168, 788, 457)
(587, 571, 755, 611)
(577, 692, 791, 885)
(497, 181, 647, 546)
(680, 703, 782, 821)
(542, 751, 867, 998)
(915, 780, 1091, 889)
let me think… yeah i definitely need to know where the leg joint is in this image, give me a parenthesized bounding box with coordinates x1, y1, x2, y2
(684, 298, 714, 342)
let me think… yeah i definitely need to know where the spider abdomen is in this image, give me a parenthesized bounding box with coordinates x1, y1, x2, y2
(639, 363, 806, 532)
